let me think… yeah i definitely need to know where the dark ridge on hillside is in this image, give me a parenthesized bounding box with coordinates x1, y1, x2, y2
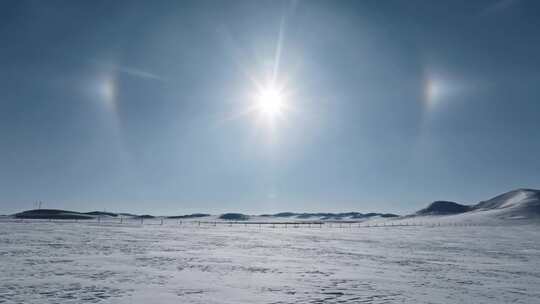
(416, 201, 472, 215)
(85, 211, 118, 217)
(135, 214, 155, 219)
(273, 212, 296, 217)
(272, 212, 399, 219)
(117, 213, 138, 217)
(14, 209, 95, 220)
(167, 213, 210, 219)
(219, 213, 250, 221)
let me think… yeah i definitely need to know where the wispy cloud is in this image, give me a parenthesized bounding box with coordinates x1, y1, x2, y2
(113, 65, 162, 80)
(88, 59, 163, 81)
(480, 0, 519, 16)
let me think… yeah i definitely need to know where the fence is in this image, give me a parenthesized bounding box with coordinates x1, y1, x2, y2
(0, 217, 483, 229)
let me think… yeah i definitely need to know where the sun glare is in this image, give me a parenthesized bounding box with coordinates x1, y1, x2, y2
(255, 86, 285, 118)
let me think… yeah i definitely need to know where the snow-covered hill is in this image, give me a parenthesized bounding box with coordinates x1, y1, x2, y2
(474, 188, 540, 213)
(464, 188, 539, 221)
(408, 188, 540, 223)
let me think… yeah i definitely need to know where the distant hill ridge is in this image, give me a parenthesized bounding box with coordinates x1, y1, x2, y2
(8, 188, 539, 221)
(167, 213, 210, 219)
(14, 209, 96, 220)
(475, 189, 540, 211)
(416, 201, 472, 215)
(271, 212, 398, 220)
(10, 209, 398, 221)
(12, 209, 159, 220)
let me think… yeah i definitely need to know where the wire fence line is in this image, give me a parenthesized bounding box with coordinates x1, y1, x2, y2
(0, 217, 485, 229)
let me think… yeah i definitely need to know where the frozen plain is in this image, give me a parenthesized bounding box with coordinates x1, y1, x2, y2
(1, 220, 539, 304)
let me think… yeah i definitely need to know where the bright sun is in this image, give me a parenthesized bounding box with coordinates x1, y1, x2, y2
(255, 87, 285, 118)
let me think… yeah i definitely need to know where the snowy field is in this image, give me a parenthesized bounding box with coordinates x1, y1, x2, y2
(1, 220, 539, 304)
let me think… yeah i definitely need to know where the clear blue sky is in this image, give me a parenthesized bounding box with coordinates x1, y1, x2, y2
(1, 0, 539, 215)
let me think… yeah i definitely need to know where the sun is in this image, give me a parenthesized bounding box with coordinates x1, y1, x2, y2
(255, 86, 285, 118)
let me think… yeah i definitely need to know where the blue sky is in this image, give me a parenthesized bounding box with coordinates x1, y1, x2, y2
(1, 0, 539, 215)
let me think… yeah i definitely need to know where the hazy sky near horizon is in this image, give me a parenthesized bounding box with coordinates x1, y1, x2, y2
(1, 0, 540, 215)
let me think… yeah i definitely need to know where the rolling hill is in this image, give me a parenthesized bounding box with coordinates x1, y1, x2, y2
(413, 188, 540, 221)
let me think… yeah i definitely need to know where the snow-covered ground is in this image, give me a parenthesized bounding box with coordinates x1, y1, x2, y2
(1, 220, 539, 304)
